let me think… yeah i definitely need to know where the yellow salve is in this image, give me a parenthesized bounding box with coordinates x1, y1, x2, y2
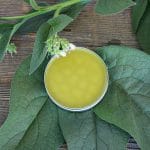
(44, 47, 108, 110)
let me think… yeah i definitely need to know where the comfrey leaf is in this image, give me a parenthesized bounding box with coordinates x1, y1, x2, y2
(94, 45, 150, 150)
(95, 0, 135, 15)
(136, 3, 150, 54)
(132, 0, 150, 54)
(16, 11, 53, 34)
(132, 0, 148, 33)
(59, 109, 129, 150)
(0, 56, 64, 150)
(29, 22, 51, 75)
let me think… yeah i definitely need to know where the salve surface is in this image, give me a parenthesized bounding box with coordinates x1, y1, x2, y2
(44, 48, 108, 109)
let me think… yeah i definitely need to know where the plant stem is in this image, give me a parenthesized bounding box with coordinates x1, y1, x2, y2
(0, 0, 81, 20)
(29, 0, 42, 10)
(54, 7, 62, 18)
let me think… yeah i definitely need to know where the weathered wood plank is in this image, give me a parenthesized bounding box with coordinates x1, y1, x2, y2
(0, 83, 10, 125)
(0, 0, 140, 149)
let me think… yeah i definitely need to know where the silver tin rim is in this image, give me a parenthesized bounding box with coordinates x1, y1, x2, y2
(44, 47, 109, 112)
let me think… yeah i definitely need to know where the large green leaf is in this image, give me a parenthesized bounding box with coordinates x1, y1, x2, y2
(16, 11, 53, 34)
(136, 3, 150, 54)
(59, 109, 129, 150)
(132, 0, 148, 33)
(0, 56, 64, 149)
(94, 45, 150, 150)
(95, 0, 135, 15)
(46, 14, 73, 36)
(16, 101, 64, 150)
(29, 22, 51, 75)
(29, 14, 73, 75)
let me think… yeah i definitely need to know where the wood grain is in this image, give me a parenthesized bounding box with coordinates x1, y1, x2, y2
(0, 0, 140, 149)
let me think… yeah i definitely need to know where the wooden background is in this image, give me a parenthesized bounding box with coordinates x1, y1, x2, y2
(0, 0, 140, 149)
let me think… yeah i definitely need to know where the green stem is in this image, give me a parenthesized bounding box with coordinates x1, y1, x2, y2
(29, 0, 42, 10)
(54, 7, 62, 18)
(0, 0, 81, 20)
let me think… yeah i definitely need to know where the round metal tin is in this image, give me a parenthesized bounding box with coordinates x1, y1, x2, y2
(44, 47, 109, 112)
